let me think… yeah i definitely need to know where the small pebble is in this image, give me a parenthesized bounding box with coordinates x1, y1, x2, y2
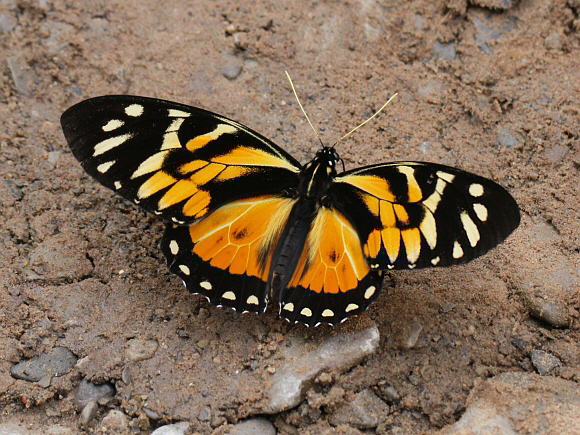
(150, 422, 190, 435)
(100, 410, 129, 432)
(121, 366, 132, 384)
(527, 298, 570, 328)
(38, 375, 52, 388)
(126, 338, 159, 362)
(408, 374, 421, 386)
(544, 33, 562, 50)
(10, 346, 77, 382)
(400, 321, 423, 349)
(328, 389, 389, 429)
(74, 379, 115, 410)
(496, 128, 520, 148)
(78, 401, 98, 427)
(143, 407, 161, 420)
(221, 63, 243, 80)
(227, 418, 276, 435)
(378, 385, 400, 404)
(197, 339, 209, 349)
(198, 406, 211, 421)
(531, 350, 561, 375)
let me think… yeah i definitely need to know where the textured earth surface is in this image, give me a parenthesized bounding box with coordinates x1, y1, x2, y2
(1, 0, 579, 434)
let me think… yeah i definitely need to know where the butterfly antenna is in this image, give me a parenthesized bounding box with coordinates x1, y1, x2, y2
(285, 71, 325, 148)
(331, 93, 398, 148)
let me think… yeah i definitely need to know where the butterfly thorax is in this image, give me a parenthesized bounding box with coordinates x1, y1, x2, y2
(298, 147, 339, 199)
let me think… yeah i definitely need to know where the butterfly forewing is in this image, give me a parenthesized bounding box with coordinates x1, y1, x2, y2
(61, 96, 301, 225)
(330, 162, 520, 270)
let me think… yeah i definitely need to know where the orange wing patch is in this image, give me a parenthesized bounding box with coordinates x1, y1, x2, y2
(289, 207, 370, 294)
(188, 196, 296, 280)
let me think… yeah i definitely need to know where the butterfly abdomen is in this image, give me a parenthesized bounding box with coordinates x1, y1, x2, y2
(268, 198, 317, 296)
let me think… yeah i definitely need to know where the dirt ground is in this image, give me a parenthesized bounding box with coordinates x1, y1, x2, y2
(1, 0, 579, 434)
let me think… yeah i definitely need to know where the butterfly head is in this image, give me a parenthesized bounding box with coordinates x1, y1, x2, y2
(314, 147, 342, 173)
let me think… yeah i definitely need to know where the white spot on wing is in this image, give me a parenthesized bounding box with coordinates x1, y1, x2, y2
(460, 211, 480, 247)
(102, 119, 124, 132)
(246, 295, 259, 305)
(97, 160, 115, 173)
(93, 133, 133, 156)
(321, 309, 334, 317)
(345, 303, 359, 312)
(168, 109, 191, 118)
(469, 183, 484, 197)
(452, 241, 464, 259)
(364, 286, 376, 300)
(431, 256, 440, 265)
(437, 171, 455, 183)
(169, 240, 179, 255)
(114, 181, 122, 190)
(419, 211, 437, 249)
(200, 281, 212, 290)
(125, 104, 144, 117)
(283, 303, 294, 312)
(132, 150, 170, 179)
(179, 265, 190, 275)
(300, 307, 313, 317)
(473, 203, 488, 222)
(222, 291, 236, 300)
(166, 118, 185, 133)
(161, 131, 182, 150)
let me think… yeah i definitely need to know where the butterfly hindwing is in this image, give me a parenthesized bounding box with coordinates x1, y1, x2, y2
(161, 195, 297, 314)
(329, 162, 520, 270)
(278, 206, 384, 326)
(61, 96, 301, 225)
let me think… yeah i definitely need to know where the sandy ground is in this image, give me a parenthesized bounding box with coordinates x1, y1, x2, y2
(1, 0, 579, 433)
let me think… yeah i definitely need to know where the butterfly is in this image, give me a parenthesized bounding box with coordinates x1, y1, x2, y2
(61, 94, 520, 327)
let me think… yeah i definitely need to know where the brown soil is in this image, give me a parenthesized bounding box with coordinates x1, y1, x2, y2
(1, 0, 579, 433)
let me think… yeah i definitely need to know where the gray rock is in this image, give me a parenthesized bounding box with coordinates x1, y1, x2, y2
(433, 41, 456, 61)
(438, 372, 580, 435)
(226, 418, 276, 435)
(38, 375, 51, 388)
(530, 350, 561, 375)
(10, 346, 77, 382)
(0, 14, 17, 33)
(198, 405, 212, 421)
(78, 401, 98, 427)
(7, 55, 37, 95)
(496, 128, 520, 148)
(399, 320, 423, 349)
(126, 338, 159, 362)
(100, 410, 129, 432)
(150, 422, 190, 435)
(329, 389, 389, 429)
(544, 33, 562, 50)
(222, 62, 243, 80)
(265, 325, 380, 413)
(527, 298, 570, 328)
(74, 379, 115, 410)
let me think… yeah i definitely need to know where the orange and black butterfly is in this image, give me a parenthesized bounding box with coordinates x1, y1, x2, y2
(61, 95, 520, 327)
